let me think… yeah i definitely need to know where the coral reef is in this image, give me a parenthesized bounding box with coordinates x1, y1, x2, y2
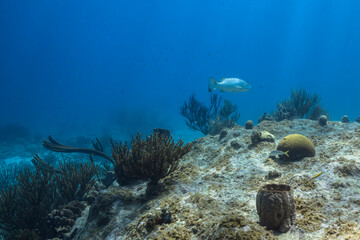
(3, 118, 360, 239)
(258, 112, 274, 123)
(180, 94, 240, 135)
(322, 219, 360, 239)
(42, 130, 191, 199)
(98, 163, 115, 188)
(215, 99, 240, 131)
(271, 88, 328, 121)
(295, 197, 326, 232)
(46, 201, 86, 239)
(307, 104, 329, 121)
(56, 119, 360, 239)
(180, 94, 221, 135)
(0, 162, 22, 190)
(42, 136, 114, 164)
(209, 98, 240, 135)
(112, 133, 191, 197)
(55, 158, 99, 203)
(277, 134, 315, 160)
(0, 155, 99, 240)
(272, 98, 298, 121)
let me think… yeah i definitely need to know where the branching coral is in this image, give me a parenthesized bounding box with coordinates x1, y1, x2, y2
(0, 163, 56, 239)
(307, 104, 329, 120)
(0, 155, 100, 240)
(180, 94, 221, 135)
(0, 162, 21, 190)
(55, 158, 99, 203)
(291, 88, 320, 118)
(272, 99, 298, 121)
(209, 99, 240, 135)
(0, 185, 20, 239)
(272, 88, 329, 121)
(219, 99, 240, 123)
(42, 136, 114, 164)
(137, 134, 191, 183)
(180, 94, 240, 135)
(112, 133, 192, 197)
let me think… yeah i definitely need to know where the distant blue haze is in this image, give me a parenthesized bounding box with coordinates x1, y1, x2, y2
(1, 0, 360, 141)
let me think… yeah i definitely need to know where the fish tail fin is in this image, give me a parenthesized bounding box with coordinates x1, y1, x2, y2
(208, 77, 217, 92)
(284, 150, 289, 157)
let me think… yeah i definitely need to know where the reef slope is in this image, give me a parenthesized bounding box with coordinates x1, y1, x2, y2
(72, 119, 360, 240)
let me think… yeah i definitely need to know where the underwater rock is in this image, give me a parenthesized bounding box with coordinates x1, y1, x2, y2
(341, 115, 349, 123)
(245, 120, 253, 129)
(356, 116, 360, 123)
(159, 209, 172, 224)
(145, 180, 166, 199)
(230, 140, 242, 150)
(84, 189, 99, 204)
(218, 129, 228, 141)
(277, 134, 315, 160)
(318, 115, 328, 126)
(258, 112, 274, 123)
(251, 130, 275, 144)
(101, 170, 116, 188)
(87, 190, 121, 227)
(265, 171, 282, 180)
(256, 184, 295, 233)
(61, 119, 360, 239)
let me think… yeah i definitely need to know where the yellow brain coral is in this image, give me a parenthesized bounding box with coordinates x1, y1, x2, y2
(277, 134, 315, 160)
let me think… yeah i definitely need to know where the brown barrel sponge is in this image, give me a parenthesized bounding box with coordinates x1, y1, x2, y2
(256, 184, 295, 233)
(277, 134, 315, 160)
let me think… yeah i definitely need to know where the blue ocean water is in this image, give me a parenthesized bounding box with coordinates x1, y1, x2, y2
(1, 0, 360, 143)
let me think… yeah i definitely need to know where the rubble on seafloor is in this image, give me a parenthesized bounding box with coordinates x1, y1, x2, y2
(70, 119, 360, 240)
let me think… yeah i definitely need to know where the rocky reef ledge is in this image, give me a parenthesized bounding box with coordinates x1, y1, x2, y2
(70, 119, 360, 240)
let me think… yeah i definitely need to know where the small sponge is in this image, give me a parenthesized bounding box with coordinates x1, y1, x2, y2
(277, 134, 315, 160)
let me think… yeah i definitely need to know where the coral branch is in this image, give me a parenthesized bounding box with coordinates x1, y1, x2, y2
(43, 136, 114, 164)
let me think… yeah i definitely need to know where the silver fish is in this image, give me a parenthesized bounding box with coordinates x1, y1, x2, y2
(208, 77, 252, 93)
(269, 150, 289, 157)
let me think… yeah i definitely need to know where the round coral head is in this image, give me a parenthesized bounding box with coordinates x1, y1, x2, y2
(277, 134, 315, 160)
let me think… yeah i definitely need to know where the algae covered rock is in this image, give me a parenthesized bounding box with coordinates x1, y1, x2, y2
(250, 130, 275, 144)
(277, 134, 315, 160)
